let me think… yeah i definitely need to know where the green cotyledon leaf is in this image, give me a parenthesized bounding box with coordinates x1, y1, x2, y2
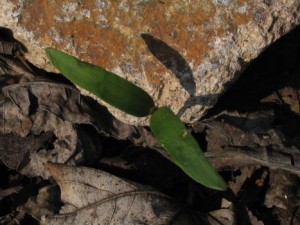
(46, 48, 155, 117)
(150, 107, 227, 191)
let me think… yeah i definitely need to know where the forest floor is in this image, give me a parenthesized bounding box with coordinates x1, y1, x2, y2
(0, 25, 299, 225)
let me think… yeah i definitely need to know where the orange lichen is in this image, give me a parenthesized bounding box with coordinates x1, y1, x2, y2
(234, 12, 253, 26)
(13, 0, 254, 87)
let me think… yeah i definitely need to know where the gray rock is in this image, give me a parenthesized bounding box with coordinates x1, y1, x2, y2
(1, 0, 300, 125)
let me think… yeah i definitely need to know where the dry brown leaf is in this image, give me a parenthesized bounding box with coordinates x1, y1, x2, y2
(247, 209, 264, 225)
(0, 132, 54, 170)
(0, 186, 22, 201)
(0, 54, 35, 82)
(199, 117, 300, 176)
(0, 82, 148, 178)
(41, 163, 191, 225)
(0, 94, 78, 178)
(0, 81, 162, 178)
(208, 199, 235, 225)
(0, 83, 83, 178)
(266, 170, 300, 207)
(2, 81, 157, 147)
(0, 100, 32, 137)
(46, 163, 146, 209)
(264, 169, 300, 222)
(228, 166, 259, 195)
(19, 185, 61, 220)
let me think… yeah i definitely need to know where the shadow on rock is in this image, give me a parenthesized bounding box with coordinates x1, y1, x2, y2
(141, 33, 217, 118)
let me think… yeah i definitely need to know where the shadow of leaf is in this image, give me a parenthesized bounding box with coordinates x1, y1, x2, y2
(141, 34, 195, 96)
(142, 34, 217, 118)
(176, 93, 219, 118)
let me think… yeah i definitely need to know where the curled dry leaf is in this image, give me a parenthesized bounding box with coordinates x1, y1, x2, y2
(2, 81, 159, 144)
(265, 170, 300, 209)
(198, 116, 300, 176)
(0, 132, 54, 170)
(228, 166, 259, 195)
(20, 185, 61, 220)
(0, 82, 95, 177)
(208, 199, 235, 225)
(0, 54, 35, 83)
(0, 98, 32, 137)
(0, 85, 78, 178)
(41, 163, 192, 225)
(247, 210, 264, 225)
(0, 81, 159, 178)
(264, 170, 300, 223)
(0, 186, 22, 201)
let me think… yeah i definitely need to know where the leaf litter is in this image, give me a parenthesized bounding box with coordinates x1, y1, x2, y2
(38, 163, 192, 225)
(0, 26, 300, 224)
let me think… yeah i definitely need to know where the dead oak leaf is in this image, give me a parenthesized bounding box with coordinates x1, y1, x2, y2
(41, 163, 192, 225)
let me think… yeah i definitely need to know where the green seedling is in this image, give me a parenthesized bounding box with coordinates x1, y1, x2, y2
(46, 48, 227, 191)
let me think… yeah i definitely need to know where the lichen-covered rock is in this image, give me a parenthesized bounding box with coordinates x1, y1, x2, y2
(1, 0, 300, 125)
